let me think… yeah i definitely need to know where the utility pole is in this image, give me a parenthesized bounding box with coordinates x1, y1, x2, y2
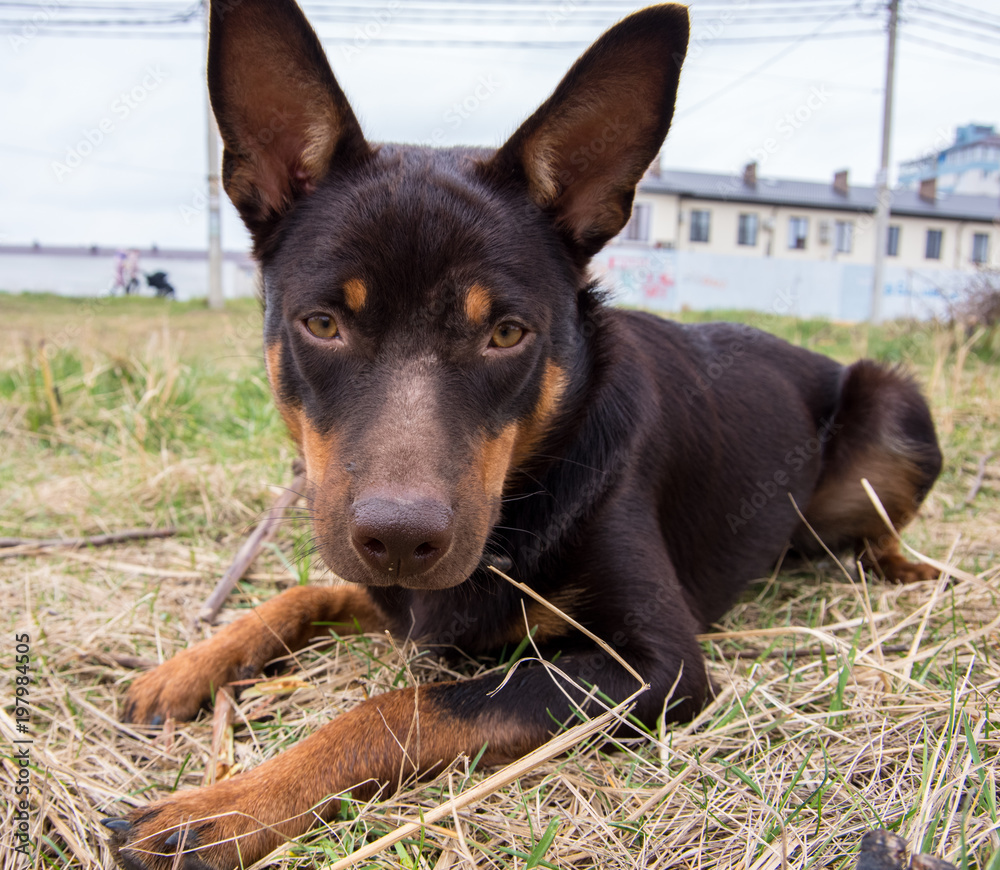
(870, 0, 899, 323)
(205, 3, 224, 310)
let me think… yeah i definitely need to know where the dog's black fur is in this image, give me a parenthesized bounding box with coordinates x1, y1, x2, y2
(103, 3, 941, 867)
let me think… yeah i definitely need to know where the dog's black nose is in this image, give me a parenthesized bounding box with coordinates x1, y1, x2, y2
(350, 491, 454, 579)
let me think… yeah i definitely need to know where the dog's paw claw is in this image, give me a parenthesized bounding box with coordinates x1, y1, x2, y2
(101, 817, 132, 833)
(163, 829, 198, 850)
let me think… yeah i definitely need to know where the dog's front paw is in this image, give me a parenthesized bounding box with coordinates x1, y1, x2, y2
(102, 785, 280, 870)
(873, 552, 941, 584)
(122, 644, 244, 724)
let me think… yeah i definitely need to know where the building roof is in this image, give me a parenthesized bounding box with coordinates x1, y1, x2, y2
(640, 168, 1000, 223)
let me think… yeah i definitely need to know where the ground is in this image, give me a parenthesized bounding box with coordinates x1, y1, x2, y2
(0, 293, 997, 870)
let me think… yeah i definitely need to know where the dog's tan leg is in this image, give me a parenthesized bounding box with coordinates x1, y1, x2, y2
(122, 585, 383, 724)
(105, 637, 701, 870)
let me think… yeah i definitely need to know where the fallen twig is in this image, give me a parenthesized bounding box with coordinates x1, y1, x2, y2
(86, 652, 158, 671)
(734, 642, 912, 660)
(197, 472, 306, 626)
(0, 528, 176, 554)
(962, 451, 995, 506)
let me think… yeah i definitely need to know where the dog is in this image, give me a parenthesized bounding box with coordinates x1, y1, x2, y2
(101, 2, 942, 867)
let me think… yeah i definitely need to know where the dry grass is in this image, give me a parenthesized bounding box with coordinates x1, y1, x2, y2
(1, 295, 998, 869)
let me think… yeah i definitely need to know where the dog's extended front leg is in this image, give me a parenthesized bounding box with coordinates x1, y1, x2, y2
(106, 643, 707, 870)
(123, 585, 383, 724)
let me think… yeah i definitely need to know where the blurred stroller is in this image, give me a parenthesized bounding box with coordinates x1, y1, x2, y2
(145, 271, 176, 299)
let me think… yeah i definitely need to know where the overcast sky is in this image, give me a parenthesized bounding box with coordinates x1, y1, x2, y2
(1, 0, 998, 252)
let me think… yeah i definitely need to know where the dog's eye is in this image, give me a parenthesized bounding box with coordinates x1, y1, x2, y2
(305, 314, 339, 339)
(490, 323, 524, 349)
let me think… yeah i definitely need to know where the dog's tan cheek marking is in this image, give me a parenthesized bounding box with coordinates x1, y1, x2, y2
(343, 278, 367, 313)
(467, 363, 567, 497)
(512, 361, 568, 468)
(476, 423, 519, 497)
(301, 422, 341, 488)
(265, 340, 304, 445)
(465, 284, 492, 325)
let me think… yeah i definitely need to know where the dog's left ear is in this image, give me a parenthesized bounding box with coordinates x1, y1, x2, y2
(482, 5, 689, 260)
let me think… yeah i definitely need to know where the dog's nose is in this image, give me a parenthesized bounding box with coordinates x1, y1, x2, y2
(350, 491, 454, 579)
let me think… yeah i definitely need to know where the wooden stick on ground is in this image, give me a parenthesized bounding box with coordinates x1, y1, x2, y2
(962, 451, 994, 507)
(0, 528, 176, 551)
(196, 472, 306, 627)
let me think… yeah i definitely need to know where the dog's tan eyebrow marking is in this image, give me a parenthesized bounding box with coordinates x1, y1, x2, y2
(464, 283, 493, 324)
(343, 278, 367, 313)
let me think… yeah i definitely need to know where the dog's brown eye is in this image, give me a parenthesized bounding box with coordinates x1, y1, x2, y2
(490, 323, 524, 349)
(305, 314, 339, 339)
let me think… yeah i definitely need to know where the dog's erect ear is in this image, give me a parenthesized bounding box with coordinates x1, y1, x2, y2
(208, 0, 370, 249)
(483, 5, 689, 260)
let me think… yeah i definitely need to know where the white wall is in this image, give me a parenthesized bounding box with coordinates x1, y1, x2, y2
(0, 251, 258, 302)
(592, 248, 970, 322)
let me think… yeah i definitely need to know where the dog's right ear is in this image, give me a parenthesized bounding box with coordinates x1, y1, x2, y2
(208, 0, 370, 251)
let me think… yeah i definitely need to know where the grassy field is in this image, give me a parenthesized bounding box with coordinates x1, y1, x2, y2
(0, 292, 997, 870)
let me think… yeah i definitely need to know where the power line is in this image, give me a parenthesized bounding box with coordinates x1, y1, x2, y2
(900, 32, 1000, 65)
(918, 0, 1000, 27)
(0, 0, 875, 35)
(906, 14, 1000, 44)
(676, 7, 869, 118)
(907, 3, 1000, 34)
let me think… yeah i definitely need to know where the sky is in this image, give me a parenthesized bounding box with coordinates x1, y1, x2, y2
(1, 0, 998, 253)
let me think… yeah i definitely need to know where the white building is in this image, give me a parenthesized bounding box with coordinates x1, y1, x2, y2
(898, 124, 1000, 198)
(620, 164, 999, 272)
(589, 164, 998, 321)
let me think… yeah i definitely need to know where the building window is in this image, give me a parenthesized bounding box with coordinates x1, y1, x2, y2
(690, 209, 711, 243)
(972, 232, 989, 264)
(887, 225, 900, 257)
(622, 203, 651, 243)
(788, 217, 808, 250)
(834, 220, 853, 253)
(737, 213, 758, 246)
(925, 229, 943, 260)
